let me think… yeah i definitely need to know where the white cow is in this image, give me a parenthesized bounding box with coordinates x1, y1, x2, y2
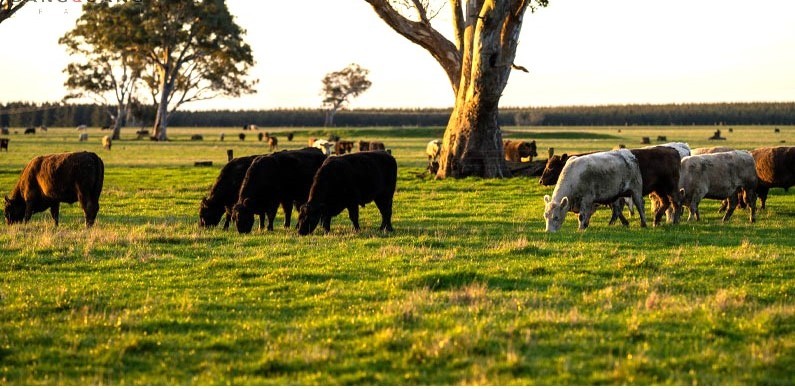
(679, 150, 757, 223)
(544, 149, 647, 232)
(312, 139, 335, 156)
(425, 139, 442, 173)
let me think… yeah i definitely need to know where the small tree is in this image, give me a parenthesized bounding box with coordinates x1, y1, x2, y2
(0, 0, 27, 24)
(60, 2, 141, 140)
(321, 64, 372, 127)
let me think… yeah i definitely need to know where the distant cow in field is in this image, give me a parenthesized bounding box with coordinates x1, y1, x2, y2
(39, 126, 47, 132)
(287, 132, 294, 141)
(369, 141, 386, 151)
(191, 134, 204, 141)
(4, 151, 104, 227)
(267, 136, 278, 152)
(335, 141, 354, 155)
(136, 129, 149, 140)
(297, 151, 397, 235)
(219, 133, 225, 141)
(232, 148, 326, 233)
(750, 146, 795, 209)
(426, 139, 442, 174)
(503, 140, 538, 162)
(238, 133, 246, 141)
(199, 154, 264, 230)
(0, 138, 8, 152)
(79, 133, 88, 142)
(24, 127, 35, 135)
(102, 136, 112, 150)
(1, 127, 9, 135)
(312, 139, 334, 156)
(358, 140, 370, 152)
(258, 132, 264, 142)
(679, 150, 757, 223)
(543, 149, 647, 232)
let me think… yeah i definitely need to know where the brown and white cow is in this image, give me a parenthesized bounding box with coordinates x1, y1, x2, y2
(543, 149, 647, 232)
(425, 139, 442, 174)
(504, 140, 538, 162)
(679, 150, 758, 223)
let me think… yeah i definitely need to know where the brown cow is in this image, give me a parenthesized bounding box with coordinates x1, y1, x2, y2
(358, 140, 370, 152)
(750, 146, 795, 209)
(369, 141, 385, 151)
(268, 136, 278, 152)
(0, 138, 8, 152)
(4, 151, 104, 227)
(504, 140, 538, 162)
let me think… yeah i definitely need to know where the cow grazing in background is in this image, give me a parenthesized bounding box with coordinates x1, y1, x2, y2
(102, 136, 112, 150)
(257, 132, 264, 142)
(297, 151, 397, 235)
(312, 139, 334, 156)
(369, 141, 386, 151)
(286, 132, 294, 141)
(238, 133, 246, 141)
(358, 140, 370, 152)
(267, 136, 278, 152)
(24, 127, 35, 135)
(504, 140, 538, 162)
(79, 133, 88, 142)
(679, 150, 758, 223)
(750, 146, 795, 209)
(335, 141, 355, 155)
(0, 138, 8, 152)
(4, 151, 104, 227)
(199, 155, 264, 230)
(543, 149, 647, 232)
(232, 148, 326, 233)
(426, 139, 443, 174)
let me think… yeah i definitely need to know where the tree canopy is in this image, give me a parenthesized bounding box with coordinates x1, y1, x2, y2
(321, 64, 372, 127)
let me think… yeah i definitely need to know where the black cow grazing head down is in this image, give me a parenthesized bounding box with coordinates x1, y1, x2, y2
(4, 151, 104, 227)
(231, 148, 327, 234)
(198, 154, 262, 230)
(199, 196, 226, 228)
(296, 151, 397, 236)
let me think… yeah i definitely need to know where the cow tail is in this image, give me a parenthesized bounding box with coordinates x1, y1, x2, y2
(94, 153, 105, 198)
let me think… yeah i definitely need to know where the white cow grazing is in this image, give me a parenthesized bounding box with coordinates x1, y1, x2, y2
(679, 150, 757, 223)
(78, 133, 88, 142)
(544, 149, 647, 232)
(312, 139, 334, 156)
(425, 139, 442, 173)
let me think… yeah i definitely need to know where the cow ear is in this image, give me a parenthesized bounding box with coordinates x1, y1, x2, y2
(4, 195, 9, 204)
(560, 197, 569, 209)
(543, 195, 551, 204)
(561, 153, 568, 159)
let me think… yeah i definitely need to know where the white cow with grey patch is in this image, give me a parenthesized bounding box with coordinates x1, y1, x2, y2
(543, 149, 647, 232)
(678, 150, 757, 223)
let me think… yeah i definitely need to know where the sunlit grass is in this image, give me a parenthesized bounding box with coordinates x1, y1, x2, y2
(0, 126, 793, 384)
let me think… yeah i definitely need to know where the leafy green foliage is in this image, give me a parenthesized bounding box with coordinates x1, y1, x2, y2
(0, 126, 793, 384)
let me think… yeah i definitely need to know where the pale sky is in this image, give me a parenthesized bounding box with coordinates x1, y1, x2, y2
(0, 0, 793, 111)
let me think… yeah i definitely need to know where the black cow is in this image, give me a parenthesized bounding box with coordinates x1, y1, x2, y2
(297, 151, 397, 235)
(199, 155, 263, 229)
(232, 147, 327, 233)
(4, 151, 104, 227)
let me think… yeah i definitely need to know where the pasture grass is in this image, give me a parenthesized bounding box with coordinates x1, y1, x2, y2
(0, 125, 793, 384)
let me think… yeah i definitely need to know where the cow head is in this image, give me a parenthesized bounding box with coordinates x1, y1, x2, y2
(297, 203, 323, 236)
(539, 154, 567, 186)
(519, 141, 538, 159)
(543, 195, 569, 232)
(198, 197, 224, 228)
(4, 195, 24, 225)
(231, 201, 255, 234)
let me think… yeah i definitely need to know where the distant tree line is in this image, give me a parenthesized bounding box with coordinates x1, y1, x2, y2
(1, 101, 793, 128)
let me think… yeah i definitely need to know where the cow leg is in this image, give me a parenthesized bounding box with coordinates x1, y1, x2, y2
(80, 195, 99, 228)
(322, 215, 332, 233)
(653, 194, 670, 227)
(630, 192, 647, 228)
(757, 186, 769, 210)
(222, 213, 231, 230)
(347, 206, 360, 231)
(265, 209, 277, 231)
(50, 203, 60, 227)
(722, 192, 739, 222)
(744, 188, 757, 223)
(608, 201, 628, 227)
(577, 202, 595, 231)
(374, 196, 394, 232)
(282, 202, 293, 228)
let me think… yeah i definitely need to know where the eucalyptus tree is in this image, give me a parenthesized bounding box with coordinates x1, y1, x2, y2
(366, 0, 548, 178)
(121, 0, 257, 141)
(60, 2, 141, 140)
(321, 64, 372, 127)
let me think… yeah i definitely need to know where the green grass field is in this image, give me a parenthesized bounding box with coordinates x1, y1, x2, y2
(0, 125, 793, 384)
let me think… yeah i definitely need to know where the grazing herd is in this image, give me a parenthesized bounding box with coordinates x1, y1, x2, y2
(3, 130, 795, 236)
(541, 142, 795, 232)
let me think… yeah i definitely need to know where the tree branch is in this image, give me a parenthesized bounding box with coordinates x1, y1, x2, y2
(365, 0, 462, 96)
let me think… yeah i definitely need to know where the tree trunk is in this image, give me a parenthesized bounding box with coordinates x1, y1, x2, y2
(439, 97, 508, 178)
(112, 104, 125, 140)
(152, 80, 172, 141)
